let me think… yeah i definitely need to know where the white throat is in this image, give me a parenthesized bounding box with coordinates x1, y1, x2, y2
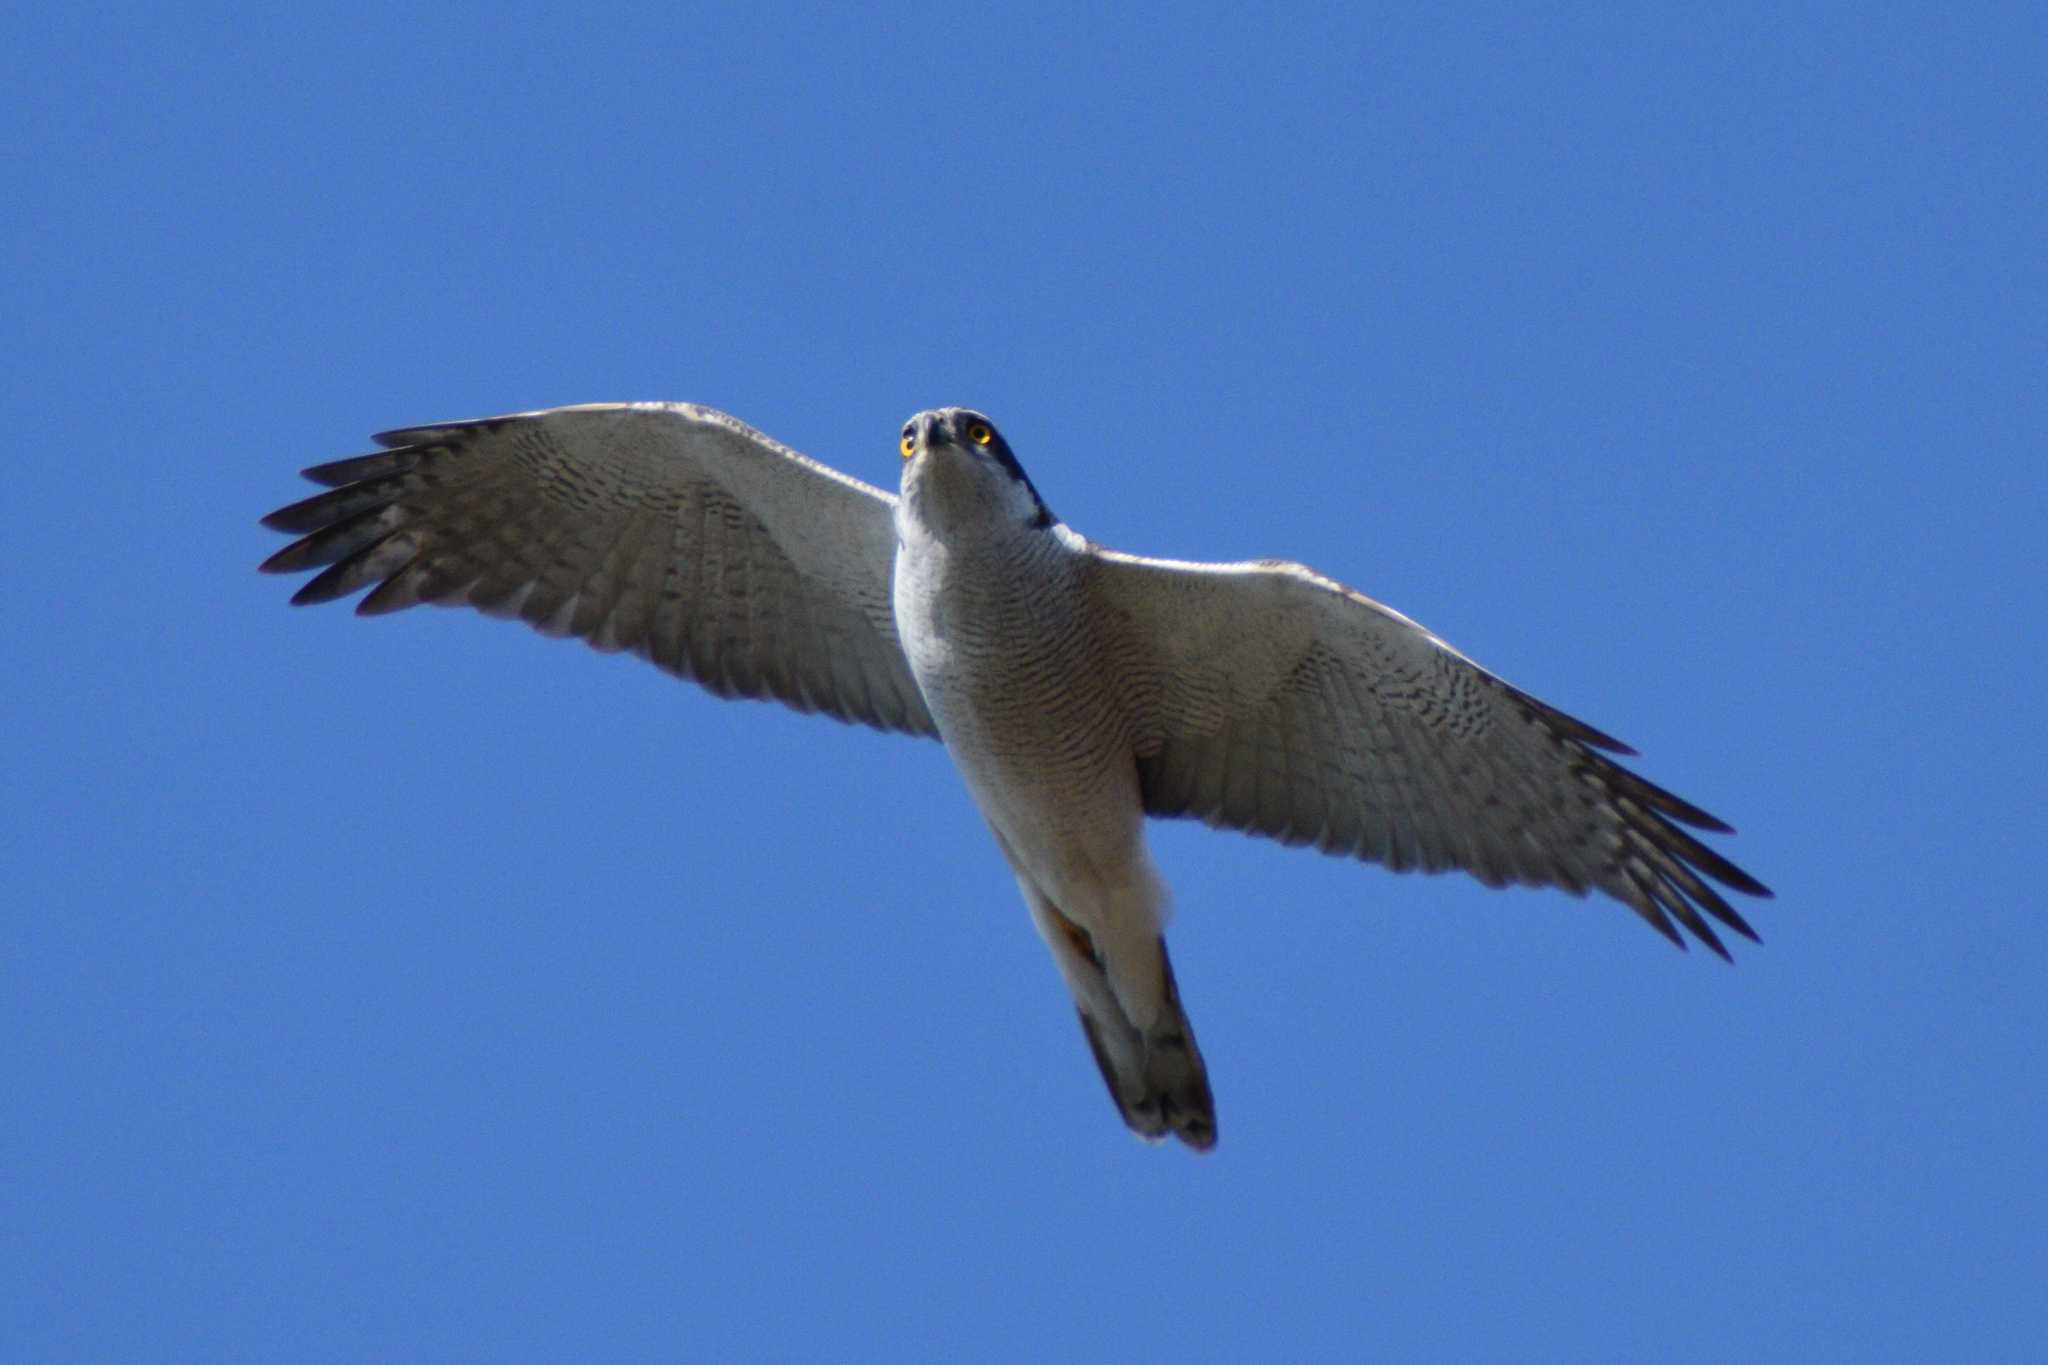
(898, 445, 1049, 543)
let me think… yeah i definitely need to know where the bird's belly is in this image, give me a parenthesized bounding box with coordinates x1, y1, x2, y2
(901, 607, 1145, 881)
(892, 536, 1167, 938)
(920, 647, 1134, 801)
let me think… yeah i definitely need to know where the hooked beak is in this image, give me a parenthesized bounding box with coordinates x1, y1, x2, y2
(899, 411, 944, 461)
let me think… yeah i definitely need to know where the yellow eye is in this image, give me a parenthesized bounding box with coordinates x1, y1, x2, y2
(969, 423, 992, 446)
(900, 434, 915, 459)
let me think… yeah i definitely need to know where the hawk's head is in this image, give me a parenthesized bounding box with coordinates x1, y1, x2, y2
(898, 407, 1054, 531)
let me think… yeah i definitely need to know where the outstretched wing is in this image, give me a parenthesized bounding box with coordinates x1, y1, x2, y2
(1081, 547, 1770, 957)
(261, 402, 937, 737)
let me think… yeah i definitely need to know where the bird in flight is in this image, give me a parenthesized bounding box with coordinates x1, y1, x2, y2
(261, 402, 1770, 1149)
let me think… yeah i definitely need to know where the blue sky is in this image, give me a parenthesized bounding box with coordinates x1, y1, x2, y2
(6, 4, 2043, 1360)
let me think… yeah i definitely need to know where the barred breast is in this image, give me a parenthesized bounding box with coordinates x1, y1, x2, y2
(891, 517, 1147, 879)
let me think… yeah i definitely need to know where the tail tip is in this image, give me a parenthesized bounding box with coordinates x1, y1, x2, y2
(1077, 1009, 1219, 1151)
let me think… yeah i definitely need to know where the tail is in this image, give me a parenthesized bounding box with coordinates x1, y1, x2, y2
(1013, 867, 1217, 1150)
(1072, 940, 1216, 1151)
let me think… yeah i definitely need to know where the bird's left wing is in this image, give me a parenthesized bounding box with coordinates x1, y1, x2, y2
(1079, 545, 1770, 956)
(261, 402, 938, 736)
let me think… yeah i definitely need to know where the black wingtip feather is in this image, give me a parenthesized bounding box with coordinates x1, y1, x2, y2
(1517, 689, 1638, 755)
(285, 539, 410, 605)
(301, 447, 423, 487)
(262, 481, 405, 537)
(1597, 757, 1737, 833)
(1665, 881, 1733, 961)
(287, 575, 345, 606)
(1672, 827, 1772, 898)
(258, 541, 305, 575)
(371, 414, 515, 449)
(1608, 792, 1771, 902)
(1684, 874, 1764, 943)
(1643, 907, 1688, 952)
(1628, 867, 1734, 961)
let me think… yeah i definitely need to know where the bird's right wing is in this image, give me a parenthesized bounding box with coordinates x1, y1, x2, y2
(261, 402, 938, 737)
(1080, 545, 1769, 956)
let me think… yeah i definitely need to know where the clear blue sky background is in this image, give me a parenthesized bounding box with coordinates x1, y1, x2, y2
(6, 5, 2043, 1360)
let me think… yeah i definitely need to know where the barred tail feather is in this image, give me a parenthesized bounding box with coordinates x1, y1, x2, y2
(1075, 947, 1216, 1151)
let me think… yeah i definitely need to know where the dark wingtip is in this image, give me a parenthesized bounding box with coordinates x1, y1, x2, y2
(257, 542, 301, 574)
(1518, 688, 1638, 755)
(301, 458, 366, 487)
(302, 447, 423, 487)
(1643, 907, 1688, 952)
(1709, 863, 1773, 899)
(1702, 888, 1764, 942)
(1679, 806, 1735, 836)
(288, 553, 374, 605)
(1692, 918, 1733, 962)
(1585, 729, 1638, 757)
(371, 415, 508, 449)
